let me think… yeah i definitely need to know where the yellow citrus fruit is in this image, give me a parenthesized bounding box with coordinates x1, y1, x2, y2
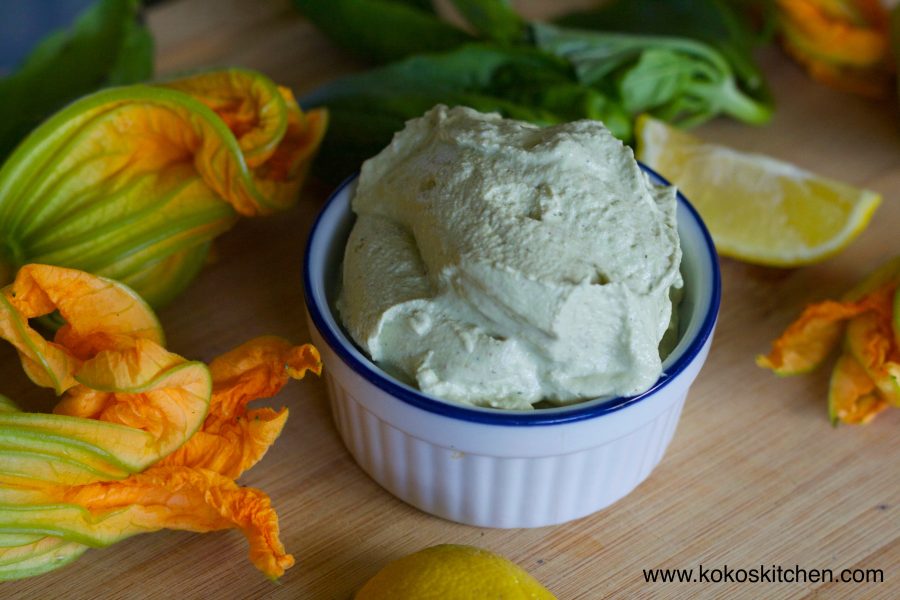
(354, 544, 556, 600)
(635, 115, 881, 267)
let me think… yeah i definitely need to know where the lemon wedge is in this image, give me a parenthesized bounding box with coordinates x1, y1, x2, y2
(635, 115, 881, 267)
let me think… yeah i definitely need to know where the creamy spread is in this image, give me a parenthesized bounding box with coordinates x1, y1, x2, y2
(338, 105, 682, 409)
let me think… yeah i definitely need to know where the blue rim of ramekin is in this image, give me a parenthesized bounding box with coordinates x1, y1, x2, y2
(303, 165, 722, 426)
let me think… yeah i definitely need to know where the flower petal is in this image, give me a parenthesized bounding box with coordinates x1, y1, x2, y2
(845, 311, 900, 405)
(0, 466, 293, 579)
(207, 337, 322, 418)
(160, 69, 295, 168)
(756, 297, 878, 374)
(828, 353, 889, 424)
(0, 264, 162, 393)
(57, 356, 211, 463)
(158, 337, 321, 476)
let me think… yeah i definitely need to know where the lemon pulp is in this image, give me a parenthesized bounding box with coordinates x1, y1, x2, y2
(636, 115, 880, 267)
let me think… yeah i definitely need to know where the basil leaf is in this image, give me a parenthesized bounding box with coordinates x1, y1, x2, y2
(556, 0, 769, 99)
(293, 0, 470, 63)
(533, 23, 772, 126)
(306, 44, 572, 103)
(617, 49, 707, 113)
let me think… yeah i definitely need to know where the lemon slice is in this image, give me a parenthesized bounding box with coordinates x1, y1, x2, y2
(635, 115, 881, 267)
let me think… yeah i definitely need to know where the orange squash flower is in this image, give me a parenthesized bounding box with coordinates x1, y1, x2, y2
(758, 257, 900, 424)
(0, 265, 321, 580)
(0, 69, 328, 308)
(777, 0, 894, 97)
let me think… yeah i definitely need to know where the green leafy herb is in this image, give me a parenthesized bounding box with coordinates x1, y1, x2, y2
(450, 0, 527, 43)
(306, 44, 572, 103)
(0, 0, 153, 161)
(554, 0, 771, 102)
(532, 24, 772, 127)
(293, 0, 470, 63)
(297, 0, 774, 182)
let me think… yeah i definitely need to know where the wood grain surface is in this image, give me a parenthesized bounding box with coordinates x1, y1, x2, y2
(3, 1, 899, 598)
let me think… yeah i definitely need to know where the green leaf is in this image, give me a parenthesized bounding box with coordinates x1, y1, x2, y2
(555, 0, 770, 100)
(293, 0, 470, 63)
(107, 16, 155, 85)
(0, 0, 153, 161)
(617, 49, 700, 113)
(451, 0, 527, 43)
(532, 23, 772, 126)
(306, 44, 573, 103)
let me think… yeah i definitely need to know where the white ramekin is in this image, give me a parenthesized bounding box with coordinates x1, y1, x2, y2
(303, 166, 721, 528)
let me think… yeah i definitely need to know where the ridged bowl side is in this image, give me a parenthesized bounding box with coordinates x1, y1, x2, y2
(325, 369, 686, 529)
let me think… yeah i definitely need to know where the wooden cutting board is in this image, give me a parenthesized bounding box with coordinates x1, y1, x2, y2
(3, 1, 898, 598)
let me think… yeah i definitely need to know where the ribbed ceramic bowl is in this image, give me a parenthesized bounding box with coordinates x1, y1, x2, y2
(303, 165, 721, 528)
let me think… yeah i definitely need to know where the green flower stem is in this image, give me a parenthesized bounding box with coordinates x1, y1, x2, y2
(717, 77, 772, 125)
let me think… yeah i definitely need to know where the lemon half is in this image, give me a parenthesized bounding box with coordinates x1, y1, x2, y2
(636, 115, 881, 267)
(355, 544, 556, 600)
